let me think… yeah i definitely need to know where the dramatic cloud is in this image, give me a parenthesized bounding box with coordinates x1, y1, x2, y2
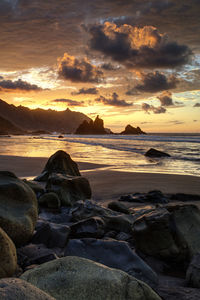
(0, 79, 42, 92)
(72, 87, 98, 95)
(142, 102, 166, 114)
(101, 63, 119, 71)
(96, 92, 132, 107)
(52, 98, 84, 106)
(157, 91, 174, 106)
(88, 22, 192, 69)
(194, 103, 200, 107)
(58, 53, 103, 83)
(127, 71, 178, 95)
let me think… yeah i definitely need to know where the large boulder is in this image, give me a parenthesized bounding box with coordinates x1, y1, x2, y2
(0, 227, 17, 278)
(32, 220, 70, 248)
(0, 278, 55, 300)
(70, 217, 105, 239)
(64, 238, 158, 287)
(21, 256, 161, 300)
(145, 148, 170, 158)
(46, 173, 91, 206)
(133, 204, 200, 262)
(38, 192, 61, 209)
(186, 253, 200, 288)
(0, 171, 38, 246)
(35, 150, 81, 181)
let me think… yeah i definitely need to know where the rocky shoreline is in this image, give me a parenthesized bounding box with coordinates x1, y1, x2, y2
(0, 150, 200, 299)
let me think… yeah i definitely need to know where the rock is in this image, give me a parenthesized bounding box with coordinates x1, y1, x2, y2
(0, 171, 38, 246)
(75, 115, 108, 135)
(58, 135, 64, 138)
(168, 204, 200, 259)
(32, 220, 70, 248)
(186, 253, 200, 288)
(115, 231, 132, 241)
(103, 214, 134, 233)
(120, 191, 169, 204)
(21, 256, 161, 300)
(145, 148, 170, 158)
(71, 200, 119, 221)
(17, 244, 57, 269)
(170, 193, 200, 201)
(39, 207, 72, 224)
(121, 124, 146, 135)
(35, 150, 81, 181)
(133, 208, 183, 260)
(0, 278, 55, 300)
(108, 201, 130, 214)
(23, 179, 45, 197)
(38, 192, 61, 209)
(0, 227, 17, 278)
(46, 173, 91, 206)
(157, 286, 200, 300)
(70, 217, 105, 238)
(64, 238, 158, 287)
(134, 204, 200, 262)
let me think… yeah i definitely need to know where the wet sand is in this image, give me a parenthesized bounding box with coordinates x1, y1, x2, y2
(0, 155, 199, 201)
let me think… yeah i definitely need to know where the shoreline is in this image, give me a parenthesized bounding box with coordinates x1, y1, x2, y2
(0, 155, 199, 202)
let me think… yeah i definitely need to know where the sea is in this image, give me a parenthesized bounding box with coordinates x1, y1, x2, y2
(0, 133, 200, 177)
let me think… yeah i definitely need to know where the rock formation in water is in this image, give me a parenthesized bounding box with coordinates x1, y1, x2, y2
(120, 124, 146, 135)
(145, 148, 171, 158)
(75, 115, 108, 134)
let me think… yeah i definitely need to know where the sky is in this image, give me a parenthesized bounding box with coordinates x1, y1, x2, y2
(0, 0, 200, 133)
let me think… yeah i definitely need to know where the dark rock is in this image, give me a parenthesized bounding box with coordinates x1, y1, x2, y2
(0, 278, 55, 300)
(145, 148, 171, 158)
(32, 220, 70, 249)
(21, 256, 161, 300)
(133, 208, 182, 260)
(71, 200, 118, 221)
(134, 204, 200, 262)
(38, 192, 61, 209)
(39, 207, 72, 224)
(35, 150, 81, 181)
(115, 231, 132, 241)
(64, 238, 158, 288)
(120, 190, 169, 204)
(186, 253, 200, 288)
(103, 214, 134, 234)
(0, 226, 17, 278)
(121, 124, 146, 135)
(108, 201, 130, 214)
(46, 173, 91, 206)
(23, 179, 45, 197)
(70, 217, 105, 238)
(75, 115, 108, 135)
(58, 135, 64, 138)
(17, 244, 57, 269)
(0, 171, 38, 246)
(170, 193, 200, 201)
(157, 286, 200, 300)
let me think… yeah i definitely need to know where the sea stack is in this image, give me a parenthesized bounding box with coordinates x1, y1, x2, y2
(121, 124, 146, 135)
(75, 115, 108, 135)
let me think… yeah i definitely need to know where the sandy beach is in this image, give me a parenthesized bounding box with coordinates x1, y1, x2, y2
(0, 155, 199, 201)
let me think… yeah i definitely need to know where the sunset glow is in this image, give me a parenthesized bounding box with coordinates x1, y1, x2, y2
(0, 0, 200, 133)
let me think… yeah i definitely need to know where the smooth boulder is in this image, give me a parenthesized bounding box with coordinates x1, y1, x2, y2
(21, 256, 161, 300)
(64, 238, 158, 287)
(46, 173, 91, 206)
(0, 227, 17, 278)
(38, 192, 61, 209)
(0, 171, 38, 246)
(0, 278, 55, 300)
